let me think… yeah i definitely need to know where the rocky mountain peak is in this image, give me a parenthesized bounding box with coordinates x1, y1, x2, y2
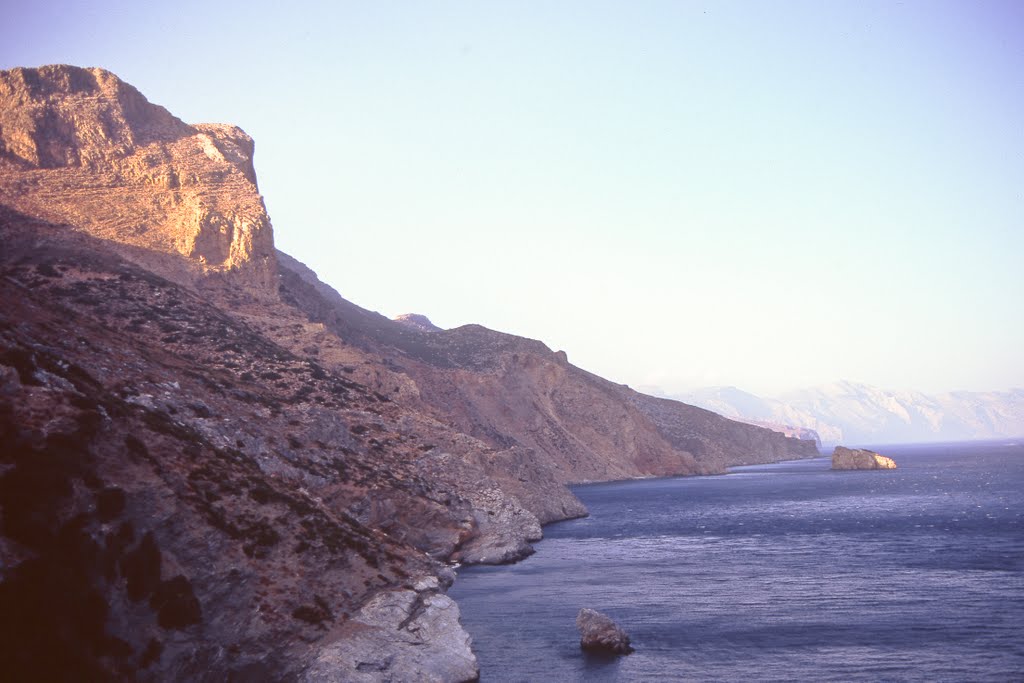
(0, 64, 276, 298)
(0, 64, 190, 169)
(393, 313, 442, 332)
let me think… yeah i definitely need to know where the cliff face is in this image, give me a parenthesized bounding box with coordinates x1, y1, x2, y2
(0, 65, 276, 297)
(1, 65, 817, 680)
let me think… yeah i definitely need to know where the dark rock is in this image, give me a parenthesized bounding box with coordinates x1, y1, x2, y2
(576, 608, 634, 655)
(121, 531, 161, 602)
(150, 576, 201, 629)
(139, 638, 163, 668)
(95, 486, 126, 521)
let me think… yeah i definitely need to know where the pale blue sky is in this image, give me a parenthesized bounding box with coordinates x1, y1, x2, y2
(4, 1, 1022, 394)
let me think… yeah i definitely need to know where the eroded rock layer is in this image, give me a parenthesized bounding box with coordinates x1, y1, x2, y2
(0, 65, 276, 296)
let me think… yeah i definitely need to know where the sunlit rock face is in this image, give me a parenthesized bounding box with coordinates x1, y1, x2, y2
(0, 64, 276, 298)
(831, 446, 897, 470)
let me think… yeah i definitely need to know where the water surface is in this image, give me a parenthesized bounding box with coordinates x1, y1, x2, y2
(450, 441, 1024, 681)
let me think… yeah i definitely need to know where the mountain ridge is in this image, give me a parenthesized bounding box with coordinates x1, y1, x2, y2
(675, 381, 1024, 446)
(0, 64, 817, 681)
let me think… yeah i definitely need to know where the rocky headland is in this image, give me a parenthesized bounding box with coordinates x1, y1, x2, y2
(393, 313, 443, 333)
(0, 65, 818, 680)
(831, 446, 897, 470)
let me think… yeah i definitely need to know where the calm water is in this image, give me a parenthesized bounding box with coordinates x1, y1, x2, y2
(450, 441, 1024, 682)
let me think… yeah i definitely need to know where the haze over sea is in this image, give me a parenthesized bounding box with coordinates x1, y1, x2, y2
(451, 441, 1024, 682)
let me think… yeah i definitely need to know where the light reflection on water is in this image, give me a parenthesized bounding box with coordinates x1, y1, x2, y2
(449, 442, 1024, 682)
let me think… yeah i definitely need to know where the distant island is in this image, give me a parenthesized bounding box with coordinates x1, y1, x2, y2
(831, 446, 897, 470)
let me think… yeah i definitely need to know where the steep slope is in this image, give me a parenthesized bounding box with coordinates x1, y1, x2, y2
(0, 65, 506, 681)
(271, 255, 819, 499)
(0, 227, 485, 681)
(623, 390, 819, 467)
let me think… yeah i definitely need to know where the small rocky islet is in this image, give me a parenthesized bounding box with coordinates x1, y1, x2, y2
(576, 608, 634, 655)
(831, 446, 897, 470)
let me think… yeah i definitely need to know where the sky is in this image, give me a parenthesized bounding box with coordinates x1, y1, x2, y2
(4, 1, 1023, 396)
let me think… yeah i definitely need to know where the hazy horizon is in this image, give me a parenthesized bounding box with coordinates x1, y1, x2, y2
(4, 1, 1022, 396)
(644, 379, 1024, 398)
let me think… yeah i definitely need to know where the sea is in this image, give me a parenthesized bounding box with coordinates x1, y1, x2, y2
(449, 441, 1024, 682)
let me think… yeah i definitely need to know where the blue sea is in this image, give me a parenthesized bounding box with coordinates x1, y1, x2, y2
(449, 441, 1024, 682)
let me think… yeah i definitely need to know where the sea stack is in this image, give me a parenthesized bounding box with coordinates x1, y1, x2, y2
(831, 446, 897, 470)
(576, 608, 634, 655)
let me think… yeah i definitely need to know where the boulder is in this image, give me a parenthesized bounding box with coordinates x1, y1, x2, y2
(831, 446, 897, 470)
(303, 585, 479, 683)
(576, 608, 634, 655)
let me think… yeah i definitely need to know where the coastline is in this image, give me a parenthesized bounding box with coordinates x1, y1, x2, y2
(448, 440, 1024, 681)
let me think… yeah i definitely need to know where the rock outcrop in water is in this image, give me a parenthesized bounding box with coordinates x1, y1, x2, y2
(831, 446, 897, 470)
(576, 608, 634, 655)
(1, 64, 815, 680)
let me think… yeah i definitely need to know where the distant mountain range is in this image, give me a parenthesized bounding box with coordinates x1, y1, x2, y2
(671, 381, 1024, 446)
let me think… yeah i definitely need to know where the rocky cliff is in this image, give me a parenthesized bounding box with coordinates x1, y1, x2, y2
(270, 266, 818, 490)
(0, 65, 276, 297)
(0, 65, 817, 681)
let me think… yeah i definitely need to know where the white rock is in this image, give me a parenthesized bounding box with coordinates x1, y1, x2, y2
(302, 589, 478, 683)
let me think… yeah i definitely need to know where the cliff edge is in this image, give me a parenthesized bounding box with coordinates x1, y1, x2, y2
(0, 65, 276, 297)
